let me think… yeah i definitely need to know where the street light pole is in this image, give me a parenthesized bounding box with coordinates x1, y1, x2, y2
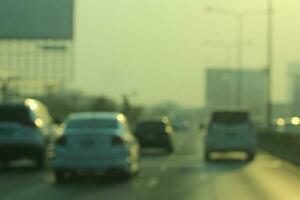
(266, 0, 273, 127)
(236, 15, 244, 108)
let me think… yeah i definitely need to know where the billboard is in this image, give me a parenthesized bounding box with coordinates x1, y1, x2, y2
(0, 0, 74, 39)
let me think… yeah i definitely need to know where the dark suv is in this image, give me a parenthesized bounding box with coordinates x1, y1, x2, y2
(0, 99, 55, 168)
(135, 117, 174, 153)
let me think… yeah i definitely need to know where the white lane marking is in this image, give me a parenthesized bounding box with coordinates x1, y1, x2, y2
(160, 164, 168, 172)
(258, 160, 282, 169)
(147, 177, 159, 188)
(242, 167, 300, 200)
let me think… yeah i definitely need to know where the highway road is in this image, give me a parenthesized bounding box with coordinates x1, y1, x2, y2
(0, 130, 300, 200)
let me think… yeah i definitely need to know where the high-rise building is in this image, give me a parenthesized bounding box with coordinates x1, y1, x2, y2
(287, 62, 300, 114)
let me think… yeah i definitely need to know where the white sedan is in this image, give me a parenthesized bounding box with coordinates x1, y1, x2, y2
(49, 112, 140, 182)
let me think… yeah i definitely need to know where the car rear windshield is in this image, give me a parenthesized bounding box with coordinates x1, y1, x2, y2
(0, 105, 32, 125)
(211, 112, 249, 124)
(65, 118, 118, 129)
(136, 121, 165, 133)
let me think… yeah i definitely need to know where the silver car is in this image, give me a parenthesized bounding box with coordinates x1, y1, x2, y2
(204, 111, 257, 161)
(50, 112, 140, 182)
(0, 99, 55, 168)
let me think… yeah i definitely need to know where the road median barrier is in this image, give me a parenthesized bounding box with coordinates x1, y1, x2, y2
(258, 130, 300, 166)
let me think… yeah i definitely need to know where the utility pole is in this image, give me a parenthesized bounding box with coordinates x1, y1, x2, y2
(266, 0, 273, 127)
(236, 15, 244, 108)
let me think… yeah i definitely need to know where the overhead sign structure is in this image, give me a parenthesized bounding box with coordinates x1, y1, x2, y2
(0, 0, 74, 39)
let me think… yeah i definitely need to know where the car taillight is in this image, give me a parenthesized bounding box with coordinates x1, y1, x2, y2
(111, 136, 124, 146)
(56, 136, 67, 146)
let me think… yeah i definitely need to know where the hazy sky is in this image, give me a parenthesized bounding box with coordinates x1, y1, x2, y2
(73, 0, 300, 107)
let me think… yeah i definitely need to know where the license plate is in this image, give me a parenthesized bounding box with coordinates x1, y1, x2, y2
(226, 133, 236, 137)
(80, 139, 95, 147)
(144, 134, 156, 140)
(0, 129, 14, 136)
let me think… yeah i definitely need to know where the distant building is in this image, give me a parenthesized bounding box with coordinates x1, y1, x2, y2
(272, 103, 292, 119)
(292, 78, 300, 114)
(287, 62, 300, 114)
(205, 68, 267, 122)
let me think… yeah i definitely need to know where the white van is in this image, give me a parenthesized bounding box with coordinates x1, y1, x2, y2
(204, 111, 257, 161)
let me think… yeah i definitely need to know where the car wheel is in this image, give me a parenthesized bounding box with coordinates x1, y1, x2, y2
(204, 151, 211, 161)
(36, 156, 46, 169)
(35, 148, 47, 169)
(166, 144, 174, 154)
(112, 170, 131, 181)
(132, 167, 140, 177)
(131, 159, 140, 177)
(106, 168, 131, 181)
(246, 152, 255, 161)
(55, 171, 66, 183)
(1, 160, 11, 170)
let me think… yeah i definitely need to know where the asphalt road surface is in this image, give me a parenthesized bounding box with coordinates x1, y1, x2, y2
(0, 130, 300, 200)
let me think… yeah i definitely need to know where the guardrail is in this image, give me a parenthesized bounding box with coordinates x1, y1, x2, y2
(258, 130, 300, 166)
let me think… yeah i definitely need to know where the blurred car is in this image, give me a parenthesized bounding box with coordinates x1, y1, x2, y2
(173, 119, 192, 132)
(0, 98, 55, 168)
(135, 117, 174, 153)
(50, 112, 140, 182)
(204, 111, 257, 161)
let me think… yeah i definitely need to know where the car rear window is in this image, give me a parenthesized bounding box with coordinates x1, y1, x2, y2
(0, 105, 32, 125)
(65, 118, 118, 129)
(211, 112, 249, 124)
(136, 121, 165, 133)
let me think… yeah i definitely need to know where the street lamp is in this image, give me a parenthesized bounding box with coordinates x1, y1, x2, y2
(266, 0, 273, 128)
(206, 7, 267, 108)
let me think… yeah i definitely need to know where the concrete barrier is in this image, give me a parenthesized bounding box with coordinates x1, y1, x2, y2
(258, 130, 300, 166)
